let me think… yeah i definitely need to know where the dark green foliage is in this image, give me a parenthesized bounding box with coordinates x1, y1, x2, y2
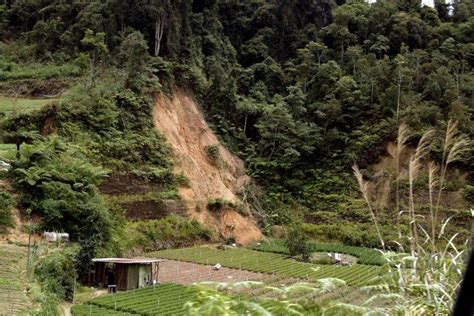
(301, 222, 404, 249)
(285, 224, 312, 261)
(8, 137, 112, 245)
(0, 191, 14, 233)
(35, 247, 78, 302)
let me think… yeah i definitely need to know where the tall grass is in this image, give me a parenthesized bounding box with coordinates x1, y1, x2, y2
(353, 120, 471, 313)
(395, 124, 410, 236)
(353, 165, 385, 251)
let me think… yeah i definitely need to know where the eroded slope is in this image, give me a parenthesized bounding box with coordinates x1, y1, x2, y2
(153, 91, 262, 244)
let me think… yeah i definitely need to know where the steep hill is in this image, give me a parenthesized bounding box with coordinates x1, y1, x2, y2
(153, 91, 262, 245)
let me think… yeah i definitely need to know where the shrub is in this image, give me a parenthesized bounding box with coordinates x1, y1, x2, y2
(8, 137, 113, 253)
(205, 144, 220, 162)
(0, 191, 14, 233)
(34, 246, 78, 302)
(285, 224, 311, 261)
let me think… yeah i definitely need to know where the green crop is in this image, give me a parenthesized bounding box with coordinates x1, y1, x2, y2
(150, 247, 382, 286)
(72, 284, 198, 316)
(252, 239, 385, 266)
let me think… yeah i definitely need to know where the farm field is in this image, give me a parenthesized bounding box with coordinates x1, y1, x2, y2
(71, 283, 198, 316)
(0, 95, 58, 114)
(0, 243, 32, 314)
(150, 246, 383, 286)
(253, 239, 385, 265)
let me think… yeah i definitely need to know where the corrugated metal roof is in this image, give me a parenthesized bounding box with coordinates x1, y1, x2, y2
(92, 258, 165, 264)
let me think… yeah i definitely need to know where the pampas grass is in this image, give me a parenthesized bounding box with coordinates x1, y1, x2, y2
(353, 165, 386, 251)
(428, 162, 438, 253)
(395, 124, 411, 236)
(434, 120, 470, 247)
(407, 129, 434, 255)
(353, 120, 471, 314)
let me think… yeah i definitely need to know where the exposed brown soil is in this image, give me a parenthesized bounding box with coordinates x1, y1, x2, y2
(100, 174, 163, 195)
(157, 259, 269, 285)
(152, 91, 262, 245)
(121, 200, 185, 220)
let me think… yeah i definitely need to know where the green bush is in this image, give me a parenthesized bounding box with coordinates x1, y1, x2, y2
(285, 224, 312, 261)
(8, 137, 112, 246)
(35, 246, 78, 302)
(300, 222, 401, 250)
(204, 144, 220, 161)
(0, 191, 14, 233)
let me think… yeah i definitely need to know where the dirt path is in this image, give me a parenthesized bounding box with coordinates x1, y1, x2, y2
(157, 259, 270, 285)
(153, 91, 262, 245)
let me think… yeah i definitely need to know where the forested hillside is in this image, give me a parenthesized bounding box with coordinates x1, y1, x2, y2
(0, 0, 473, 314)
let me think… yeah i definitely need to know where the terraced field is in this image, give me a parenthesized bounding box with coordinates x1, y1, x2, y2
(0, 95, 58, 114)
(150, 247, 382, 286)
(71, 283, 198, 316)
(0, 243, 32, 314)
(253, 239, 385, 265)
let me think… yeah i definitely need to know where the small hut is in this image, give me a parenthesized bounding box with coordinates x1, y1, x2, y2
(91, 258, 164, 291)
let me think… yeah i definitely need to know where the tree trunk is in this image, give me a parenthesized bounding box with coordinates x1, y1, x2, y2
(154, 16, 165, 57)
(243, 114, 248, 135)
(396, 72, 402, 123)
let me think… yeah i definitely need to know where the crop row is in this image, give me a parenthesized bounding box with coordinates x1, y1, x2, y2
(73, 283, 198, 316)
(71, 304, 137, 315)
(150, 247, 382, 286)
(252, 239, 385, 265)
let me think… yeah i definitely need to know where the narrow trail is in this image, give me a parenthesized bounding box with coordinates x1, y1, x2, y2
(153, 91, 262, 245)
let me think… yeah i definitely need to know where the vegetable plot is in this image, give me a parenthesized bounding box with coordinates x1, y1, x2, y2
(253, 239, 385, 265)
(72, 284, 198, 316)
(150, 247, 382, 286)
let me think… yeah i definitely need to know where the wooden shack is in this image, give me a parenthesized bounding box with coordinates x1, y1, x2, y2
(91, 258, 164, 291)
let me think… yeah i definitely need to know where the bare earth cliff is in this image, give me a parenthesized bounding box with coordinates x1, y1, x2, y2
(153, 91, 262, 245)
